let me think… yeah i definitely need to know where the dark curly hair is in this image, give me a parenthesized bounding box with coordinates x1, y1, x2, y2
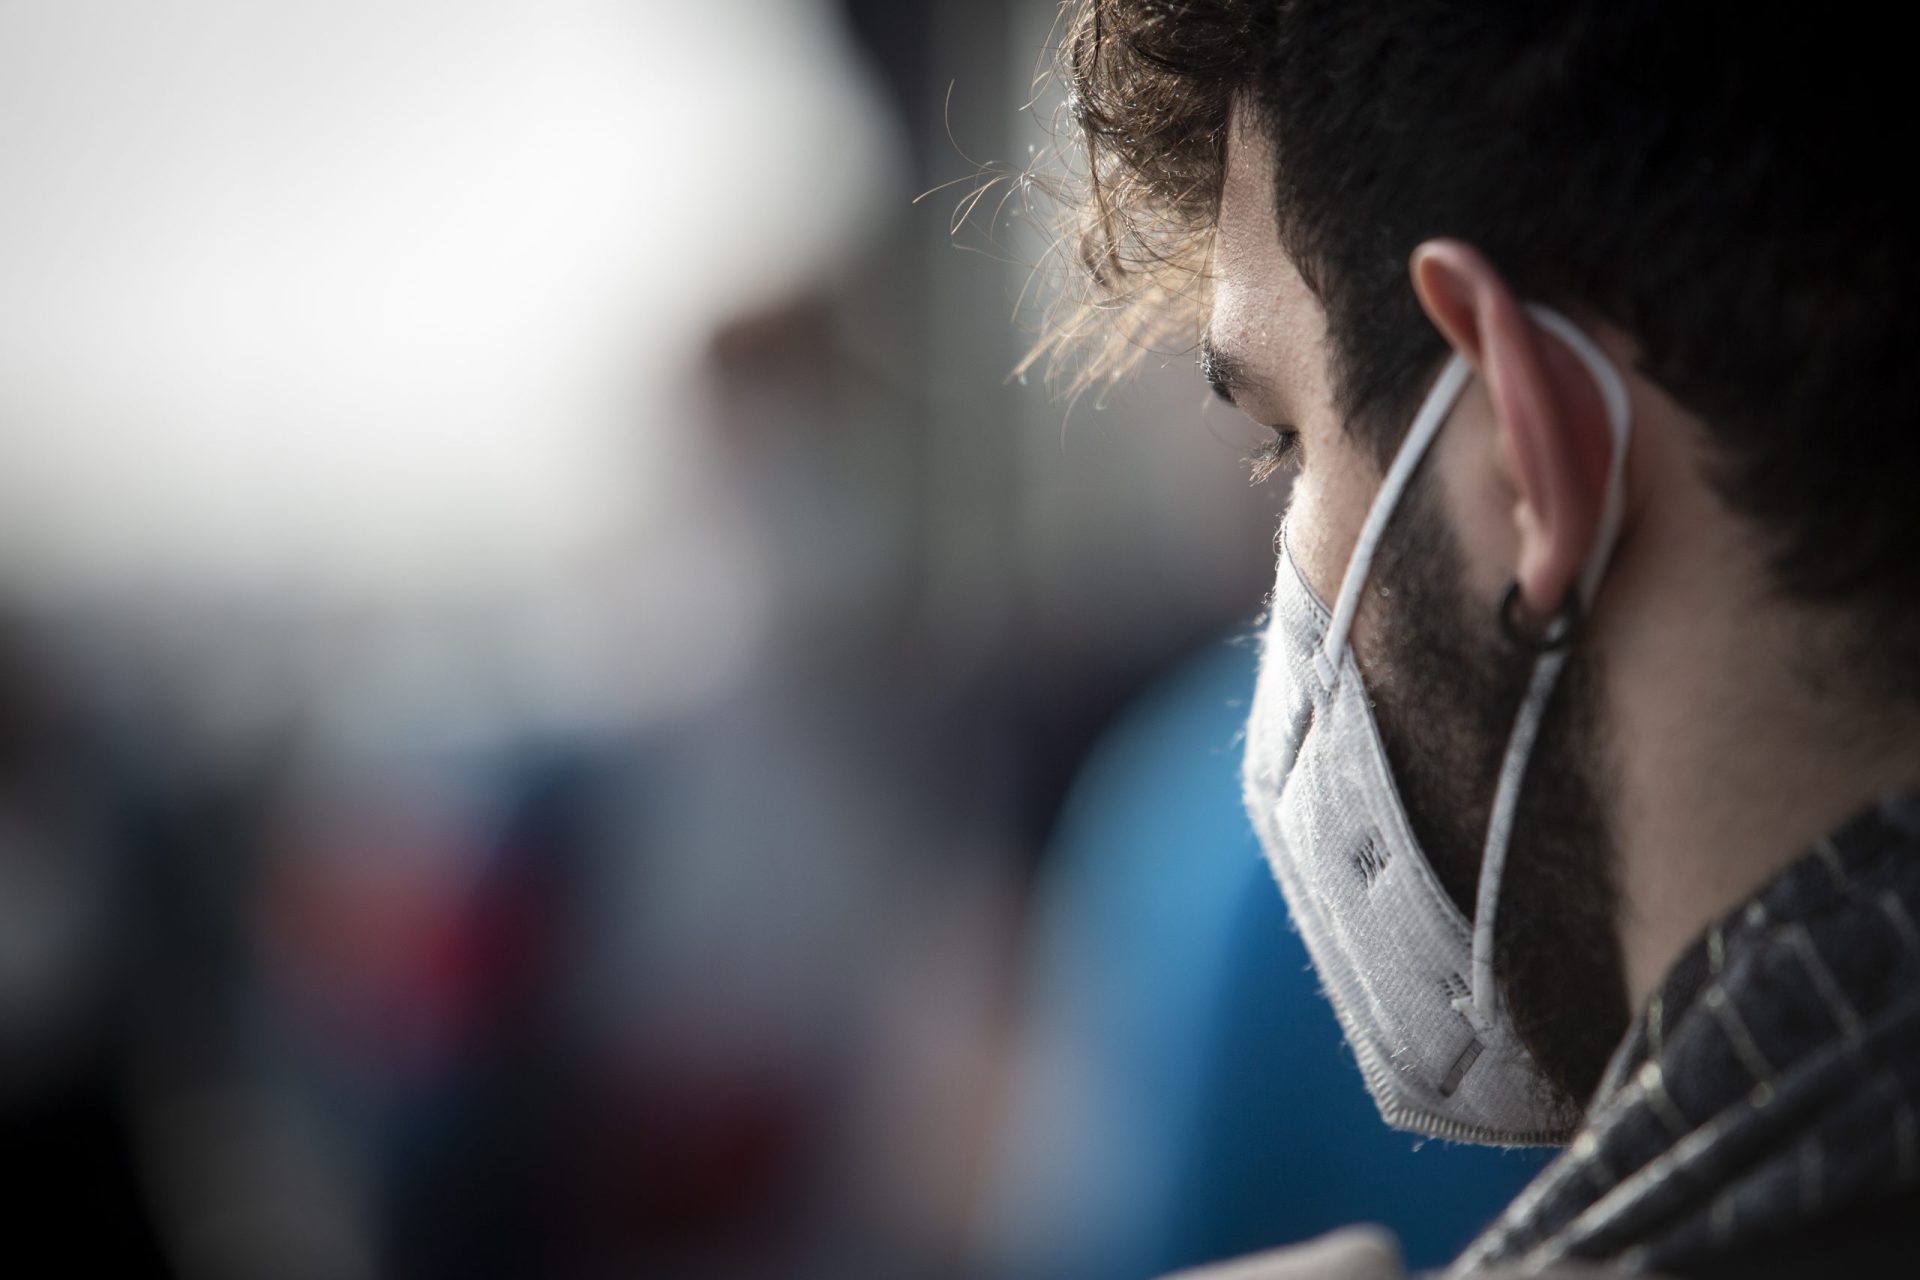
(1036, 0, 1920, 701)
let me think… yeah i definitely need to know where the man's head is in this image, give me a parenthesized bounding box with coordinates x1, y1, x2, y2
(1045, 1, 1920, 1107)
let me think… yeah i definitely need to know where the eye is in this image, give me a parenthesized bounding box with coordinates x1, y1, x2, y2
(1245, 426, 1302, 483)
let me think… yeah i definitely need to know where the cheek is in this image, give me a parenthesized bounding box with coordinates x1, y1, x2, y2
(1290, 387, 1518, 614)
(1427, 385, 1522, 602)
(1284, 442, 1381, 606)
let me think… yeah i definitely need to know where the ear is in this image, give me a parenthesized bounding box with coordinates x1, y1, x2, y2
(1409, 239, 1614, 627)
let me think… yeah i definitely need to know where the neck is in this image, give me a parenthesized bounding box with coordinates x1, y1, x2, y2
(1601, 485, 1920, 1010)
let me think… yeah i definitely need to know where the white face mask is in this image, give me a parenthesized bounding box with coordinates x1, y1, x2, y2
(1241, 307, 1631, 1145)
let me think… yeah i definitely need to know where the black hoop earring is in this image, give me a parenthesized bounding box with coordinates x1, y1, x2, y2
(1499, 581, 1580, 653)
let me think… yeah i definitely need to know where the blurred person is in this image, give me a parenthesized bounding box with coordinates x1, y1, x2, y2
(0, 2, 956, 1278)
(1028, 3, 1920, 1277)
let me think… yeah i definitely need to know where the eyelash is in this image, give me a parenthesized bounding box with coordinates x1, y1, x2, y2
(1245, 428, 1302, 483)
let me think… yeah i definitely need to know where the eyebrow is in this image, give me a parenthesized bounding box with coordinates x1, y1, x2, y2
(1199, 331, 1270, 407)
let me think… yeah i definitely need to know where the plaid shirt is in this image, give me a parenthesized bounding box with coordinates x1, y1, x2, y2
(1449, 793, 1920, 1278)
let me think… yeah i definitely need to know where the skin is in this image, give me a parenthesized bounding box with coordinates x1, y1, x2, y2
(1211, 106, 1920, 1017)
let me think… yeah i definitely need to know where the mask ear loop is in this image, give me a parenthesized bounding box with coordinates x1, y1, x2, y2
(1461, 307, 1633, 1032)
(1313, 354, 1474, 690)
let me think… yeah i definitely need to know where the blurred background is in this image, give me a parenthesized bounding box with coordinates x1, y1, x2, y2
(0, 2, 1546, 1277)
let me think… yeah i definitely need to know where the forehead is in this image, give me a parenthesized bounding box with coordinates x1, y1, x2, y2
(1211, 106, 1330, 421)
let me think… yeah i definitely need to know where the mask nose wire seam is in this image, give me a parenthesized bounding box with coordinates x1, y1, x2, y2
(1314, 353, 1475, 691)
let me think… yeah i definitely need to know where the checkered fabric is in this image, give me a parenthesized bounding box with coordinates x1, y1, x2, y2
(1449, 793, 1920, 1278)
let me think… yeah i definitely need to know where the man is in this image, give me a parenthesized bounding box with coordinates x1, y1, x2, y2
(1033, 2, 1920, 1275)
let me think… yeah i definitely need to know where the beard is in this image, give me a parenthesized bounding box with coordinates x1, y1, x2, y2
(1354, 471, 1629, 1112)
